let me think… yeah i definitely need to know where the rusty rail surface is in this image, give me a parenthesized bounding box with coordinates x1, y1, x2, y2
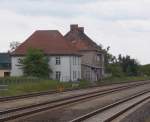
(0, 81, 150, 121)
(70, 89, 150, 122)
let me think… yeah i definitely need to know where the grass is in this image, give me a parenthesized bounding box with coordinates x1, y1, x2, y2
(0, 76, 150, 97)
(0, 79, 90, 97)
(101, 76, 150, 84)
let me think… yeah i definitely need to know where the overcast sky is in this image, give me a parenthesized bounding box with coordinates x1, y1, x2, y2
(0, 0, 150, 64)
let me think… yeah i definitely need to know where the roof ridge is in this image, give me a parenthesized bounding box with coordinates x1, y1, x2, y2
(12, 30, 81, 56)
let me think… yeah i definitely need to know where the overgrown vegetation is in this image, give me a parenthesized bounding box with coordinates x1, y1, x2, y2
(1, 76, 150, 97)
(0, 78, 91, 96)
(139, 64, 150, 76)
(102, 76, 150, 84)
(19, 48, 51, 78)
(0, 44, 149, 97)
(103, 47, 149, 78)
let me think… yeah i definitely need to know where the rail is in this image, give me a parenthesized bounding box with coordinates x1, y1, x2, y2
(0, 81, 149, 121)
(0, 80, 149, 102)
(70, 90, 150, 122)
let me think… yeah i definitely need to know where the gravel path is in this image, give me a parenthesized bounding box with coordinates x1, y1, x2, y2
(9, 83, 150, 122)
(0, 82, 139, 111)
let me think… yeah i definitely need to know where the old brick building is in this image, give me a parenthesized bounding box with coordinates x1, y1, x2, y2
(65, 24, 105, 81)
(11, 30, 81, 81)
(10, 24, 104, 81)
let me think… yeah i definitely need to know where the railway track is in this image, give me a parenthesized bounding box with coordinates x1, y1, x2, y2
(0, 80, 149, 102)
(0, 81, 150, 121)
(70, 89, 150, 122)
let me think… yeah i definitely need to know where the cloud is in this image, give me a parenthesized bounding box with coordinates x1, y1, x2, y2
(0, 0, 150, 64)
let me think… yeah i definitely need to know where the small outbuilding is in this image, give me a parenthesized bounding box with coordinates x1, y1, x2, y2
(0, 53, 11, 77)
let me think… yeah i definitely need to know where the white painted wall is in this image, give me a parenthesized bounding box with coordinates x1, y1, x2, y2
(49, 56, 81, 82)
(11, 55, 81, 82)
(70, 56, 81, 81)
(11, 57, 23, 76)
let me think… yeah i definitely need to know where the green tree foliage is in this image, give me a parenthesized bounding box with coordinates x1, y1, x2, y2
(139, 64, 150, 76)
(104, 46, 140, 77)
(9, 41, 20, 52)
(103, 46, 117, 73)
(118, 55, 139, 76)
(107, 64, 124, 77)
(19, 48, 51, 78)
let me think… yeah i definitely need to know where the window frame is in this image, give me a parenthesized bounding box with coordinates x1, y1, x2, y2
(55, 56, 61, 65)
(56, 71, 61, 81)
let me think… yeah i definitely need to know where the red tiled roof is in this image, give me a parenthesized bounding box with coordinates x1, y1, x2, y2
(64, 24, 102, 51)
(12, 30, 80, 56)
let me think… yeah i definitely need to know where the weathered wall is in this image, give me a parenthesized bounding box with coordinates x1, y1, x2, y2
(11, 57, 23, 76)
(80, 50, 104, 68)
(49, 56, 81, 82)
(80, 50, 105, 81)
(0, 69, 10, 77)
(11, 56, 81, 82)
(81, 65, 103, 81)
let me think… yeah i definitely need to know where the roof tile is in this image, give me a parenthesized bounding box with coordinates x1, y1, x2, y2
(12, 30, 80, 56)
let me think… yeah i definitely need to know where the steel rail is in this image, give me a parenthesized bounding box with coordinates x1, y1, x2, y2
(0, 80, 149, 102)
(0, 81, 149, 121)
(104, 93, 150, 122)
(70, 90, 150, 122)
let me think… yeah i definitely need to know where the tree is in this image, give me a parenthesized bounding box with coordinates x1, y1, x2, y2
(139, 64, 150, 76)
(19, 48, 51, 78)
(102, 45, 140, 77)
(117, 54, 139, 76)
(107, 64, 124, 77)
(9, 41, 20, 52)
(103, 46, 117, 73)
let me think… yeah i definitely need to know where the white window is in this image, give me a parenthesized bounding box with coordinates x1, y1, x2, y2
(56, 56, 61, 65)
(73, 56, 76, 65)
(73, 71, 77, 80)
(56, 71, 61, 81)
(75, 57, 77, 65)
(73, 57, 74, 65)
(78, 57, 80, 65)
(78, 70, 80, 79)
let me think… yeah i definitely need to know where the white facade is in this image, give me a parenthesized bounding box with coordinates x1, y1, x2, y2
(49, 56, 81, 82)
(11, 56, 81, 82)
(11, 57, 23, 76)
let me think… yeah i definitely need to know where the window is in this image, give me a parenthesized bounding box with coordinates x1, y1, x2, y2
(73, 56, 79, 65)
(85, 71, 90, 80)
(97, 55, 100, 61)
(4, 72, 10, 77)
(75, 57, 77, 65)
(56, 56, 61, 65)
(73, 57, 74, 65)
(78, 57, 80, 65)
(73, 56, 75, 65)
(73, 71, 77, 80)
(56, 71, 61, 81)
(78, 71, 80, 79)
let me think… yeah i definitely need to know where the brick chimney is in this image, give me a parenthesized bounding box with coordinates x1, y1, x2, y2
(70, 24, 78, 31)
(78, 27, 84, 33)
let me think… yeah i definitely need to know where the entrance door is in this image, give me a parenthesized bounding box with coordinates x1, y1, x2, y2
(4, 72, 10, 77)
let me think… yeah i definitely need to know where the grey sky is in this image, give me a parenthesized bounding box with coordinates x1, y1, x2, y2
(0, 0, 150, 64)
